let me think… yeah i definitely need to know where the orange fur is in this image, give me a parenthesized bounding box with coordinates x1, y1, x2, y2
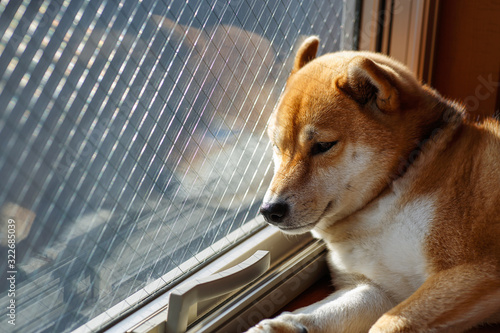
(251, 36, 500, 333)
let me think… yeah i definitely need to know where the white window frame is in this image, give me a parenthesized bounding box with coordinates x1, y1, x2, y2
(74, 2, 438, 332)
(80, 218, 320, 333)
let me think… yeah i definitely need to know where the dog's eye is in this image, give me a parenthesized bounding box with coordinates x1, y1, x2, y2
(311, 141, 338, 155)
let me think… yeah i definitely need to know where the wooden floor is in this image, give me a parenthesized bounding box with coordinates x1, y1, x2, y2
(281, 275, 334, 313)
(280, 275, 500, 332)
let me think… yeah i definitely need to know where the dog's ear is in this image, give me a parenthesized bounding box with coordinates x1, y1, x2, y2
(292, 36, 319, 74)
(335, 56, 399, 113)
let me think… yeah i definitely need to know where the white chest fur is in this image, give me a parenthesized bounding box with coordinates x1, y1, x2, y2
(314, 194, 435, 303)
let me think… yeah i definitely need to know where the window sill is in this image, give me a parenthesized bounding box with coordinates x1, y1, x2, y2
(188, 238, 328, 333)
(97, 217, 326, 333)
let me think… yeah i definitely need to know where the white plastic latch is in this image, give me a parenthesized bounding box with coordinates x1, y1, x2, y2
(165, 250, 270, 333)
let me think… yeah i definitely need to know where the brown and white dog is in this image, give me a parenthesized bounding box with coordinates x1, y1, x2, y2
(249, 36, 500, 332)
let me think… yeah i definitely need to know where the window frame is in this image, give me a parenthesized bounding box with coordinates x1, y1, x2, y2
(87, 219, 315, 333)
(359, 0, 440, 81)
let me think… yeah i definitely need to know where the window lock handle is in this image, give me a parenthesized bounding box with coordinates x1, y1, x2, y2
(165, 250, 271, 333)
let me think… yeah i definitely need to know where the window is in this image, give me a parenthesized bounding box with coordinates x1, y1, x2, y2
(0, 1, 358, 332)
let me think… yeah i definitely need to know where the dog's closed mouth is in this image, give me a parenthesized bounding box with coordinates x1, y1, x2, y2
(279, 220, 317, 231)
(279, 201, 333, 231)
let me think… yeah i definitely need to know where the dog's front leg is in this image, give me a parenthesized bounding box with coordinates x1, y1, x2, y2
(246, 282, 395, 333)
(370, 263, 500, 333)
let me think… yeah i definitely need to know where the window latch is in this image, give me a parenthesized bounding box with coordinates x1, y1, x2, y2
(165, 250, 271, 333)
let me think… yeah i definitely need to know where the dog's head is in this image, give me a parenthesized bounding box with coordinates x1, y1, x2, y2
(260, 36, 442, 234)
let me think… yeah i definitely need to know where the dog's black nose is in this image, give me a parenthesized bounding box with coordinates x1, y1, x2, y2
(260, 202, 289, 224)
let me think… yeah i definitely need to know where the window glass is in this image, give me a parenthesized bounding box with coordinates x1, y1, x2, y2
(0, 0, 356, 331)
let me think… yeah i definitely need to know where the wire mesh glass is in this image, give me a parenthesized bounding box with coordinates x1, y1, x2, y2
(0, 0, 357, 331)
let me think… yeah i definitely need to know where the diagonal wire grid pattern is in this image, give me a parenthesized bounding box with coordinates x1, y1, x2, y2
(0, 0, 355, 331)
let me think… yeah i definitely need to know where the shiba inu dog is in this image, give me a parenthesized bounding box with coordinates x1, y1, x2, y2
(249, 36, 500, 332)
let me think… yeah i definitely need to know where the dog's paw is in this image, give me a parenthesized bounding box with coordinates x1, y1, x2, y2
(369, 314, 410, 333)
(246, 313, 309, 333)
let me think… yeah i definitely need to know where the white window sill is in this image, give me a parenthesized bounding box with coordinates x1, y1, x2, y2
(87, 216, 326, 333)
